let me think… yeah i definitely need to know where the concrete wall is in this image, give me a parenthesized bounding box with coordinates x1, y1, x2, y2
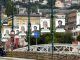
(6, 51, 80, 60)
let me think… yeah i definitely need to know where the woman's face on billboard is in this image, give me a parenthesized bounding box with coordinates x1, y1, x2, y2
(43, 21, 48, 28)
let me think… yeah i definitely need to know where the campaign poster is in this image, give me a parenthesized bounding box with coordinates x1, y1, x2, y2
(55, 19, 65, 28)
(2, 19, 8, 26)
(14, 29, 19, 35)
(76, 12, 80, 25)
(2, 27, 11, 38)
(31, 25, 39, 32)
(40, 18, 50, 33)
(19, 25, 27, 32)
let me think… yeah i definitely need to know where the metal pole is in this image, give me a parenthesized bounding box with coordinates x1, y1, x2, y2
(10, 2, 14, 50)
(36, 38, 37, 45)
(27, 0, 31, 51)
(50, 0, 55, 59)
(0, 5, 2, 42)
(12, 3, 14, 31)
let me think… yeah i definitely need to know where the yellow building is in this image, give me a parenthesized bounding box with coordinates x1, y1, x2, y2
(13, 15, 41, 32)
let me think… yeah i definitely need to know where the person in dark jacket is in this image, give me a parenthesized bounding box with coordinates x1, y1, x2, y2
(0, 44, 6, 56)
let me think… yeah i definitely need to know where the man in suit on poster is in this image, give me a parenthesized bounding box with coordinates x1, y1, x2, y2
(34, 26, 37, 31)
(56, 20, 64, 28)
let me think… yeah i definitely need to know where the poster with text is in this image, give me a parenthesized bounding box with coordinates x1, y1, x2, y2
(31, 25, 39, 32)
(14, 29, 19, 35)
(14, 17, 19, 29)
(76, 12, 80, 25)
(2, 27, 11, 38)
(55, 19, 65, 28)
(40, 18, 50, 33)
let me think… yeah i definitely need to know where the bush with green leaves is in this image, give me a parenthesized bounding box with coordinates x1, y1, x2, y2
(30, 32, 73, 45)
(55, 32, 73, 43)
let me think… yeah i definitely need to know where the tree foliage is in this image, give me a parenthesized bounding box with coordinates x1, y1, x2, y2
(62, 32, 73, 43)
(5, 0, 17, 16)
(55, 32, 73, 43)
(54, 32, 64, 43)
(30, 32, 73, 45)
(30, 33, 51, 45)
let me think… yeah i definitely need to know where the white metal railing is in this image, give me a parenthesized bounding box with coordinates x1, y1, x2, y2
(13, 43, 80, 55)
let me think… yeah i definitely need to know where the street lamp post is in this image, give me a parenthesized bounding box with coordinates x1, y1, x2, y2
(11, 2, 14, 32)
(10, 1, 15, 50)
(50, 0, 55, 59)
(27, 0, 31, 51)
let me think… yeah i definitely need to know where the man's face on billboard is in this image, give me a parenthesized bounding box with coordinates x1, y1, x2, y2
(58, 20, 62, 26)
(34, 26, 37, 31)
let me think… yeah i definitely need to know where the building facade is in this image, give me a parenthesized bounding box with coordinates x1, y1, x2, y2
(66, 10, 80, 38)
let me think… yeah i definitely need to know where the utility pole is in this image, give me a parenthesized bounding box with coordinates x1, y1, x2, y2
(27, 0, 31, 51)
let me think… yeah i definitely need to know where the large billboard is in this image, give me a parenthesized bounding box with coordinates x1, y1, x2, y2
(19, 25, 27, 36)
(40, 18, 50, 33)
(19, 25, 27, 32)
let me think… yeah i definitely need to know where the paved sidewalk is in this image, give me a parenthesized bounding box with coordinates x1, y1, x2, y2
(0, 57, 35, 60)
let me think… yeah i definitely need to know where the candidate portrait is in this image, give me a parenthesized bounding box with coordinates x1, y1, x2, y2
(56, 20, 64, 28)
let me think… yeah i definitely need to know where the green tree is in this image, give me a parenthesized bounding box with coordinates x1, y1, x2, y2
(61, 32, 73, 43)
(54, 32, 73, 43)
(5, 0, 17, 16)
(54, 32, 64, 43)
(44, 33, 51, 43)
(30, 3, 38, 13)
(30, 32, 73, 45)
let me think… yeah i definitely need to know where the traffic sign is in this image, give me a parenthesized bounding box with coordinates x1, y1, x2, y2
(34, 31, 40, 38)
